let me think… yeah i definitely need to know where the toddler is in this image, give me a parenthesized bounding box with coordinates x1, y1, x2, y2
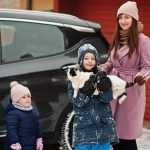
(5, 81, 43, 150)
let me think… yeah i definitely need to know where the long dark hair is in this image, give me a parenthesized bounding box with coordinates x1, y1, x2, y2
(109, 17, 139, 59)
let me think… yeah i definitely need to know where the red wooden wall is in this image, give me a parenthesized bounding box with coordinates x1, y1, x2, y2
(145, 80, 150, 120)
(54, 0, 150, 120)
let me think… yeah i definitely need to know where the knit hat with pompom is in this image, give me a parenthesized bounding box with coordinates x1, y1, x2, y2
(10, 81, 31, 103)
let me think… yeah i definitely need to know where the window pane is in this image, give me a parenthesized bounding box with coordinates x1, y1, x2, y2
(0, 21, 65, 62)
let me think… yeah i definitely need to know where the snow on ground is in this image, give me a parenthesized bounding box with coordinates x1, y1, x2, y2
(137, 128, 150, 150)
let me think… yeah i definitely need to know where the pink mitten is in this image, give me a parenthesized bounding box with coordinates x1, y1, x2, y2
(10, 142, 22, 150)
(36, 138, 43, 150)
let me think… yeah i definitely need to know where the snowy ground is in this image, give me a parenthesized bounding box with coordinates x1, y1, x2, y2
(137, 128, 150, 150)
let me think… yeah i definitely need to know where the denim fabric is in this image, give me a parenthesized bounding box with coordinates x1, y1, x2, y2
(68, 81, 118, 146)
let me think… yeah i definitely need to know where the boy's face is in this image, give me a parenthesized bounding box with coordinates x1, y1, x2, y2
(83, 52, 96, 71)
(17, 94, 31, 107)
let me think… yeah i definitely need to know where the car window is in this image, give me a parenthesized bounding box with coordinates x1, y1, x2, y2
(0, 21, 65, 62)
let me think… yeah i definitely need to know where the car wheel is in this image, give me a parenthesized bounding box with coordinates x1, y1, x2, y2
(59, 110, 75, 150)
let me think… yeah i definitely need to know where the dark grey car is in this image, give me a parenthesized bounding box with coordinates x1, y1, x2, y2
(0, 9, 109, 150)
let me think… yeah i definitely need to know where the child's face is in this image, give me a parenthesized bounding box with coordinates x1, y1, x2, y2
(83, 52, 96, 71)
(17, 94, 31, 107)
(118, 13, 132, 30)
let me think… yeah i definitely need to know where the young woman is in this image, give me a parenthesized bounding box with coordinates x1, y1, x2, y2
(102, 1, 150, 150)
(67, 44, 118, 150)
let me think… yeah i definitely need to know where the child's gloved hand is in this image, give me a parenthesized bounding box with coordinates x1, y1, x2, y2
(80, 74, 97, 97)
(96, 70, 107, 81)
(10, 142, 22, 150)
(89, 74, 97, 84)
(36, 138, 43, 150)
(134, 75, 146, 86)
(97, 77, 112, 92)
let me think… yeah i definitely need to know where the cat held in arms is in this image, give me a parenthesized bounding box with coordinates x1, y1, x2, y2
(67, 67, 93, 98)
(67, 67, 134, 103)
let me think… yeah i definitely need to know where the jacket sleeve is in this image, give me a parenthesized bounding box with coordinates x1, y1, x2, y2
(67, 80, 90, 107)
(6, 111, 19, 144)
(33, 110, 42, 139)
(99, 89, 113, 103)
(101, 57, 113, 73)
(36, 123, 42, 139)
(135, 35, 150, 78)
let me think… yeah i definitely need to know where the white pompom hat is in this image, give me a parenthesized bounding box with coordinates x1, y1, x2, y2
(10, 81, 31, 103)
(117, 1, 139, 21)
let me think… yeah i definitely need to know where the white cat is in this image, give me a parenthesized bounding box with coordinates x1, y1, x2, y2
(67, 68, 93, 98)
(107, 75, 130, 104)
(67, 68, 134, 102)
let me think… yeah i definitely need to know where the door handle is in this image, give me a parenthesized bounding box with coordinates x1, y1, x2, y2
(0, 130, 6, 137)
(61, 64, 76, 70)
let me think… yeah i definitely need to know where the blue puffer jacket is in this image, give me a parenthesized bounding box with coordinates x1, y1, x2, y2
(68, 81, 119, 147)
(5, 100, 42, 150)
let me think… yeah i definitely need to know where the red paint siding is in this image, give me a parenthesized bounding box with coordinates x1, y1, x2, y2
(54, 0, 77, 15)
(146, 80, 150, 120)
(54, 0, 150, 120)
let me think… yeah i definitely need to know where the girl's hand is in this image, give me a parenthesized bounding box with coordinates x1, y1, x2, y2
(36, 138, 43, 150)
(10, 142, 22, 150)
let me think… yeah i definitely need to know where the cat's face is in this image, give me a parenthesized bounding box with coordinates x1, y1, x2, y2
(69, 67, 79, 77)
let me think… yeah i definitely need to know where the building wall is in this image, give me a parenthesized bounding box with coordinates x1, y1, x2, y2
(0, 0, 21, 9)
(32, 0, 54, 11)
(145, 80, 150, 120)
(54, 0, 77, 15)
(0, 0, 54, 11)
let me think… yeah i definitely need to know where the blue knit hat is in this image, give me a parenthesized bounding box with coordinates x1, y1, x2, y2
(78, 44, 98, 64)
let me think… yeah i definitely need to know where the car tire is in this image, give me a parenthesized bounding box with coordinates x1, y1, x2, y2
(59, 110, 75, 150)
